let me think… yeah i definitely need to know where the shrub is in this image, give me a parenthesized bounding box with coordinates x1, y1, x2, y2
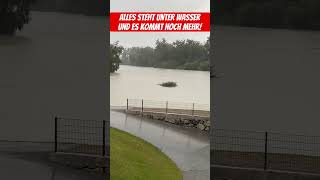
(0, 0, 35, 35)
(159, 81, 177, 87)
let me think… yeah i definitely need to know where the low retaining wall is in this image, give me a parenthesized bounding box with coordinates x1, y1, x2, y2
(126, 110, 210, 131)
(49, 152, 108, 173)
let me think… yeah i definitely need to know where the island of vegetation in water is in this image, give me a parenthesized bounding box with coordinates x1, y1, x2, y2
(213, 0, 320, 30)
(159, 81, 177, 87)
(120, 37, 210, 71)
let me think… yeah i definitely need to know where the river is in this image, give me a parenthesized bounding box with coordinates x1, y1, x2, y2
(213, 25, 320, 135)
(0, 10, 108, 180)
(110, 65, 210, 106)
(0, 11, 107, 141)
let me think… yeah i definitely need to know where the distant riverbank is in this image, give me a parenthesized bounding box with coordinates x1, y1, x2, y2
(31, 0, 107, 16)
(121, 63, 209, 71)
(119, 37, 209, 71)
(213, 0, 320, 31)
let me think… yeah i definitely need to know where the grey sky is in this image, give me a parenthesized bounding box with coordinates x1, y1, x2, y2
(110, 0, 210, 47)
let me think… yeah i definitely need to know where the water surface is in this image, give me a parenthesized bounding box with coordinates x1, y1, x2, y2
(111, 65, 210, 106)
(0, 11, 107, 141)
(213, 26, 320, 135)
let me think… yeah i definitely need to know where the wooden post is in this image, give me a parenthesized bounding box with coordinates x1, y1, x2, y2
(166, 101, 168, 115)
(126, 98, 129, 111)
(102, 120, 106, 156)
(142, 99, 144, 113)
(192, 103, 195, 116)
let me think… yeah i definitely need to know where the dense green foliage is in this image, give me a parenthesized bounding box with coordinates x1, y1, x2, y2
(0, 0, 35, 35)
(121, 37, 210, 71)
(110, 128, 182, 180)
(213, 0, 320, 30)
(110, 42, 124, 73)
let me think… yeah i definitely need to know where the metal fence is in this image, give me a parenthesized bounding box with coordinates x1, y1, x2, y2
(126, 99, 210, 117)
(55, 117, 107, 157)
(211, 129, 320, 174)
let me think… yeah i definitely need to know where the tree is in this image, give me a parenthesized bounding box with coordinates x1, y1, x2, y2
(0, 0, 35, 35)
(110, 42, 124, 73)
(213, 0, 320, 30)
(120, 38, 210, 71)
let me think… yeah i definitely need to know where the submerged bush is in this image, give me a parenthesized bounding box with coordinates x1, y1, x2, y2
(159, 81, 177, 87)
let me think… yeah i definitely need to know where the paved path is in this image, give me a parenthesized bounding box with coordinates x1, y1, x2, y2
(110, 110, 210, 180)
(0, 142, 106, 180)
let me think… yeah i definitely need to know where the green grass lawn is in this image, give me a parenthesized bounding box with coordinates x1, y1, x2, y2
(110, 128, 183, 180)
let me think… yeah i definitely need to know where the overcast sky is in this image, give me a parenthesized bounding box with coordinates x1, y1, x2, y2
(110, 0, 210, 48)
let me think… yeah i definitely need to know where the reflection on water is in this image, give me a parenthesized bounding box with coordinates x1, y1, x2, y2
(0, 11, 107, 141)
(111, 65, 210, 106)
(0, 142, 106, 180)
(214, 25, 320, 134)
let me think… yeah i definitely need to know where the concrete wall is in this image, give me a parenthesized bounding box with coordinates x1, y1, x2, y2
(212, 165, 320, 180)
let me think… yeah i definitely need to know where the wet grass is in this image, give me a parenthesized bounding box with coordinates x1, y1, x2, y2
(110, 128, 182, 180)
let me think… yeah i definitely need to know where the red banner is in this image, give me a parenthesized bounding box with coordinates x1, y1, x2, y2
(110, 12, 210, 32)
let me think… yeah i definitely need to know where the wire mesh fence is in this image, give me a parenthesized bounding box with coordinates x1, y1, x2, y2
(126, 99, 210, 117)
(268, 132, 320, 173)
(211, 129, 266, 169)
(55, 117, 107, 157)
(211, 129, 320, 174)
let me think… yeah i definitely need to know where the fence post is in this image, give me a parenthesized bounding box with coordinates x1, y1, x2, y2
(166, 101, 168, 115)
(102, 120, 106, 156)
(192, 103, 195, 116)
(126, 98, 129, 111)
(141, 99, 144, 113)
(264, 131, 268, 170)
(54, 117, 58, 152)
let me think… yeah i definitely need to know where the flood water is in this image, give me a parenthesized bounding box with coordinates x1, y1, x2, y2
(0, 11, 107, 179)
(0, 142, 107, 180)
(111, 65, 210, 106)
(0, 11, 107, 142)
(213, 26, 320, 135)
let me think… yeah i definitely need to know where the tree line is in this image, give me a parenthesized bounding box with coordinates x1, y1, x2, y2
(1, 0, 108, 35)
(213, 0, 320, 30)
(120, 38, 210, 71)
(32, 0, 107, 16)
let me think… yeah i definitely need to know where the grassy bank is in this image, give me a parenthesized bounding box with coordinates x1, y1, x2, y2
(110, 128, 182, 180)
